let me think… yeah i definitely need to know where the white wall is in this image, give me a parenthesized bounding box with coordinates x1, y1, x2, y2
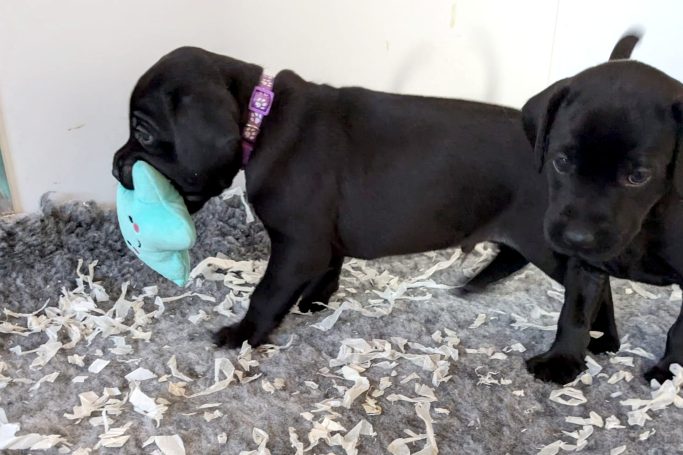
(549, 0, 683, 83)
(1, 0, 681, 213)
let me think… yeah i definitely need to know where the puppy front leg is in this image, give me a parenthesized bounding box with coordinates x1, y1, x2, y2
(587, 284, 620, 354)
(644, 301, 683, 383)
(527, 258, 608, 384)
(214, 241, 330, 348)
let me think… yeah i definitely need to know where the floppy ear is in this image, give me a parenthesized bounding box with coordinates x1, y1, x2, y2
(171, 86, 244, 181)
(521, 79, 571, 171)
(672, 100, 683, 196)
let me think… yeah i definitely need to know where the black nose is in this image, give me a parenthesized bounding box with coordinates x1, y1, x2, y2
(112, 165, 120, 181)
(563, 228, 596, 249)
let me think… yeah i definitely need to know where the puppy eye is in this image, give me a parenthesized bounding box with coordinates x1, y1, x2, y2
(625, 168, 652, 187)
(552, 154, 571, 174)
(134, 129, 154, 146)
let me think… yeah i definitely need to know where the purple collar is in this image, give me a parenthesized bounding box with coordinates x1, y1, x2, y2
(241, 72, 275, 166)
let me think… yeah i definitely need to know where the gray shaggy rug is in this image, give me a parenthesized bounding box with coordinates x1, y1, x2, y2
(1, 194, 683, 454)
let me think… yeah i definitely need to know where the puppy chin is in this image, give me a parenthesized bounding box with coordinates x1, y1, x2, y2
(545, 235, 626, 263)
(184, 195, 211, 214)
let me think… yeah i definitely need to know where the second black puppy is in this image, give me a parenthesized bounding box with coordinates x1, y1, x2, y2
(522, 32, 683, 384)
(112, 47, 537, 347)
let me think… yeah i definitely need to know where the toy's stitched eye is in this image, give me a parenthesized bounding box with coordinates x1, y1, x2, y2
(128, 216, 134, 223)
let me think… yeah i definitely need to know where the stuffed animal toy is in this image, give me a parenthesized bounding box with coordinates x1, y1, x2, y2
(116, 161, 196, 286)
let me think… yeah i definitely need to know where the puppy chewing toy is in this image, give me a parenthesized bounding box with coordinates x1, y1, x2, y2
(116, 161, 196, 286)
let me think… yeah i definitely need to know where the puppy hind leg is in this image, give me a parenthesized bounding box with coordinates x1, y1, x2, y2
(214, 240, 330, 348)
(298, 255, 344, 313)
(644, 300, 683, 383)
(457, 245, 529, 294)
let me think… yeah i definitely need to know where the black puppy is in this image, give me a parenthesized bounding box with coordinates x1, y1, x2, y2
(521, 32, 683, 384)
(112, 47, 538, 348)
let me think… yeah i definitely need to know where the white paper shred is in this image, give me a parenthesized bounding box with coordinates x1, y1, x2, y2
(288, 427, 304, 455)
(188, 358, 235, 398)
(239, 427, 271, 455)
(221, 186, 255, 223)
(94, 421, 133, 449)
(620, 364, 683, 427)
(68, 355, 85, 367)
(605, 415, 625, 430)
(630, 282, 659, 299)
(503, 343, 527, 353)
(304, 380, 319, 390)
(414, 402, 438, 455)
(469, 313, 487, 329)
(311, 301, 350, 332)
(203, 410, 223, 422)
(639, 429, 656, 441)
(64, 388, 125, 423)
(565, 411, 603, 428)
(188, 310, 210, 324)
(610, 446, 627, 455)
(125, 367, 157, 382)
(585, 355, 603, 376)
(109, 336, 133, 355)
(143, 435, 186, 455)
(87, 359, 110, 374)
(167, 355, 194, 382)
(29, 371, 59, 392)
(130, 382, 168, 426)
(620, 346, 656, 360)
(610, 356, 634, 368)
(0, 407, 67, 450)
(388, 433, 428, 455)
(341, 366, 370, 408)
(608, 370, 634, 384)
(537, 440, 575, 455)
(549, 387, 587, 406)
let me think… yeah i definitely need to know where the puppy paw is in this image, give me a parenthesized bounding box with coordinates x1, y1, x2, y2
(453, 284, 479, 297)
(643, 359, 681, 384)
(297, 299, 327, 313)
(526, 352, 586, 384)
(587, 334, 620, 355)
(213, 320, 264, 349)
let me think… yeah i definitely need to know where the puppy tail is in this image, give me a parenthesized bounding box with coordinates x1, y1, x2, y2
(609, 30, 643, 60)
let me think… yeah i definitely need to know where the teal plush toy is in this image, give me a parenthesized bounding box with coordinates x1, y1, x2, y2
(116, 161, 196, 286)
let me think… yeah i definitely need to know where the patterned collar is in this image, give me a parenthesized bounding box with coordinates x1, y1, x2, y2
(241, 72, 275, 167)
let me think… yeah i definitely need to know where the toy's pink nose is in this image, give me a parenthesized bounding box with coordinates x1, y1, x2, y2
(133, 224, 140, 233)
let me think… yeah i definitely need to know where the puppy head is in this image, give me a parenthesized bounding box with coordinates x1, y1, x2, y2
(523, 61, 683, 261)
(113, 47, 261, 213)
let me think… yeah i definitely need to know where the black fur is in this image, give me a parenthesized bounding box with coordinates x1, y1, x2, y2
(113, 47, 546, 349)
